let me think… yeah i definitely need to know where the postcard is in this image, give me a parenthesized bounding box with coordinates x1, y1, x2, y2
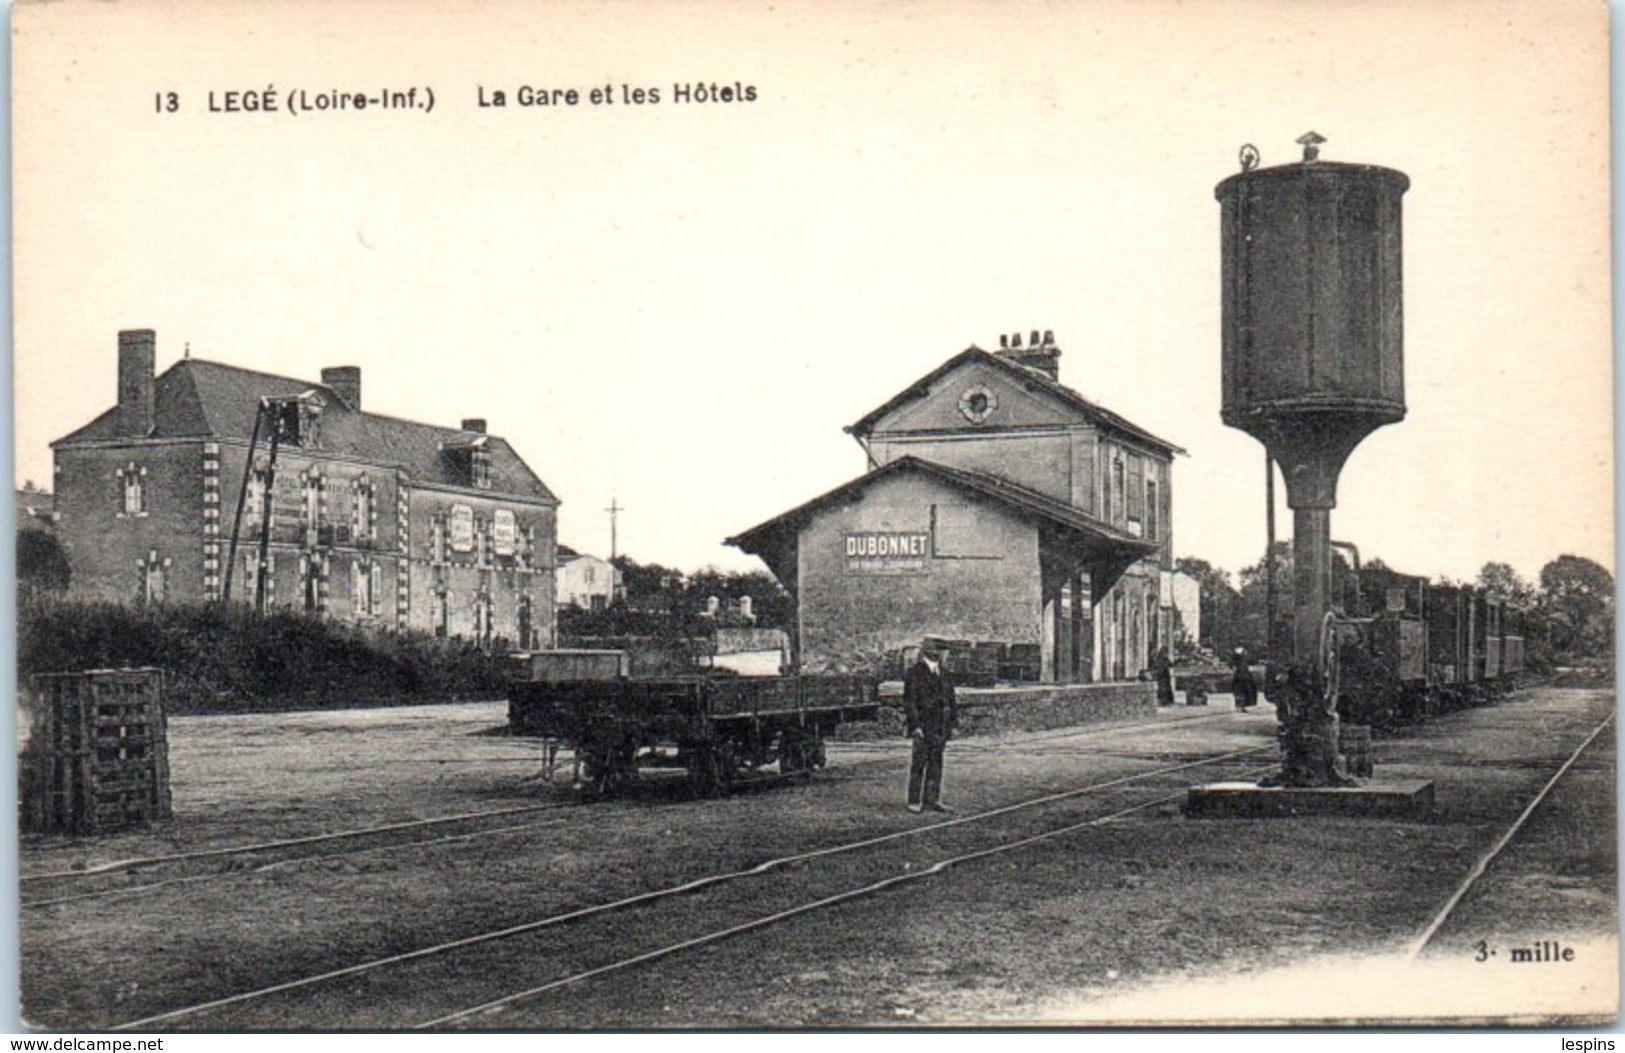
(11, 0, 1615, 1032)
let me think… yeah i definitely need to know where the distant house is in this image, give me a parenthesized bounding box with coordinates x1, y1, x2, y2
(1165, 570, 1201, 649)
(50, 329, 559, 648)
(16, 483, 57, 531)
(556, 546, 621, 612)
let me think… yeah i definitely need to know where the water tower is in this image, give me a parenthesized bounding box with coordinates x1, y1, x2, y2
(1216, 134, 1409, 786)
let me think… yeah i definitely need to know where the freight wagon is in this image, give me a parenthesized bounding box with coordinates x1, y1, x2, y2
(508, 650, 880, 795)
(1330, 567, 1527, 729)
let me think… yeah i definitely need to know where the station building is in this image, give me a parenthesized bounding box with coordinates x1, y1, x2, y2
(51, 329, 559, 648)
(728, 334, 1181, 681)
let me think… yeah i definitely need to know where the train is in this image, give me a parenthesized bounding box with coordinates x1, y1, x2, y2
(1325, 563, 1527, 730)
(507, 649, 880, 795)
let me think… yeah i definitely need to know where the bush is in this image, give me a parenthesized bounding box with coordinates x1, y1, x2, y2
(17, 600, 516, 714)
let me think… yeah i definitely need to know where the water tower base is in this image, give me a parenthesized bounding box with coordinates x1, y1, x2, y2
(1183, 779, 1435, 820)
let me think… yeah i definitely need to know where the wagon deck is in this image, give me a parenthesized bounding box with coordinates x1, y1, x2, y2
(508, 673, 879, 795)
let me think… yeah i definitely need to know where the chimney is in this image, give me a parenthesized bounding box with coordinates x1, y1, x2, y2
(997, 329, 1062, 381)
(321, 366, 361, 410)
(461, 418, 487, 433)
(117, 329, 156, 436)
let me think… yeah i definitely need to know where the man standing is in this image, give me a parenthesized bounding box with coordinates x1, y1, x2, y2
(904, 645, 957, 813)
(1231, 647, 1259, 711)
(1151, 645, 1175, 707)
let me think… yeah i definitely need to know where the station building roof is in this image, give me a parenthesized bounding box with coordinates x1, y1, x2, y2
(726, 454, 1157, 588)
(845, 346, 1185, 456)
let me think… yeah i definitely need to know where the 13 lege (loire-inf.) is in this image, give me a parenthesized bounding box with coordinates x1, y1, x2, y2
(477, 82, 758, 107)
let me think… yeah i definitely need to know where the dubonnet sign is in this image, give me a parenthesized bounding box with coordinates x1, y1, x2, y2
(844, 531, 930, 575)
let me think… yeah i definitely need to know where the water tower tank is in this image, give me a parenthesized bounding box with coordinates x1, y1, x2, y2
(1217, 157, 1409, 508)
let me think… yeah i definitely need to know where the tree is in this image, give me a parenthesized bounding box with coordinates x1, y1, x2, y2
(611, 555, 687, 609)
(1173, 556, 1242, 657)
(17, 528, 70, 606)
(1539, 555, 1614, 662)
(1477, 561, 1536, 607)
(681, 567, 792, 629)
(606, 554, 793, 629)
(1234, 541, 1293, 660)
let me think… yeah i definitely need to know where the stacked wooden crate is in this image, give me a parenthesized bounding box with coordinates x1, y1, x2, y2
(20, 669, 172, 835)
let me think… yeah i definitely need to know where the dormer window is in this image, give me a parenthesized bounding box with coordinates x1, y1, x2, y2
(442, 435, 492, 490)
(269, 394, 322, 448)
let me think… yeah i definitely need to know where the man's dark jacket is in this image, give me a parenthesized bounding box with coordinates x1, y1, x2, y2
(904, 659, 957, 741)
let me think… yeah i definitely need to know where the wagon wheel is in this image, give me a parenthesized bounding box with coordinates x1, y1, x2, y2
(712, 742, 738, 793)
(778, 733, 812, 777)
(687, 743, 737, 797)
(581, 742, 635, 797)
(686, 745, 717, 797)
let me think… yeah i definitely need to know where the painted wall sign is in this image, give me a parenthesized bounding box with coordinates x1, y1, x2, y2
(449, 504, 475, 552)
(493, 509, 517, 556)
(845, 531, 930, 575)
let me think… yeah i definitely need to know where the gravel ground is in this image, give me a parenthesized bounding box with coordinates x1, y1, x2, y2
(19, 685, 1617, 1029)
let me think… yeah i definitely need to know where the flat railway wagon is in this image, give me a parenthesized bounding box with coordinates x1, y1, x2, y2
(509, 651, 880, 795)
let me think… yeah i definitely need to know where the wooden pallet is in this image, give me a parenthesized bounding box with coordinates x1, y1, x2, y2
(20, 668, 172, 835)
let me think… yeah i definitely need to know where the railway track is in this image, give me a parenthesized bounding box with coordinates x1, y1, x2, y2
(26, 712, 1233, 910)
(1404, 710, 1616, 960)
(36, 691, 1605, 1030)
(110, 743, 1277, 1030)
(20, 801, 583, 907)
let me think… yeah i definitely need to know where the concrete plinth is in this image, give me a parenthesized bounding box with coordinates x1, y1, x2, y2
(1184, 779, 1435, 820)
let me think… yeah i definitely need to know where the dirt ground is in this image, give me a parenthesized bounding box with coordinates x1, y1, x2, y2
(19, 685, 1618, 1030)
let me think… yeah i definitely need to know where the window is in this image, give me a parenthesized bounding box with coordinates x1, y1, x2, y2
(117, 464, 147, 516)
(351, 561, 382, 617)
(353, 478, 374, 541)
(138, 551, 167, 606)
(473, 592, 493, 645)
(431, 516, 447, 563)
(243, 551, 275, 607)
(1110, 458, 1125, 523)
(471, 448, 492, 490)
(301, 553, 324, 613)
(302, 473, 322, 530)
(432, 590, 449, 638)
(1127, 455, 1145, 522)
(1146, 479, 1158, 541)
(245, 470, 268, 526)
(517, 595, 534, 650)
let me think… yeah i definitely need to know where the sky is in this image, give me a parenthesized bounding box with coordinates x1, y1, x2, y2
(10, 0, 1613, 587)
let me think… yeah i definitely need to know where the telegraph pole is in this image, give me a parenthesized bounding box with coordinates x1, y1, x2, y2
(606, 497, 623, 563)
